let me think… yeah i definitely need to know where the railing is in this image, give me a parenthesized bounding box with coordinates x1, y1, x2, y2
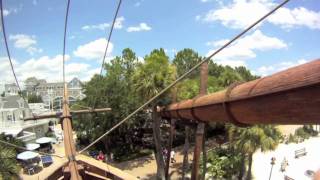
(16, 131, 36, 142)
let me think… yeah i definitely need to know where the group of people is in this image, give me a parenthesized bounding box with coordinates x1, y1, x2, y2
(162, 148, 176, 163)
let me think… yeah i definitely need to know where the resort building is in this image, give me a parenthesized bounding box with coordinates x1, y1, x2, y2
(0, 95, 53, 143)
(25, 77, 85, 110)
(4, 83, 19, 96)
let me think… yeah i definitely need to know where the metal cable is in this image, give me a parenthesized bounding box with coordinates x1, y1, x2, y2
(62, 0, 71, 85)
(0, 0, 36, 118)
(78, 0, 290, 154)
(99, 0, 122, 75)
(89, 0, 122, 109)
(0, 139, 65, 158)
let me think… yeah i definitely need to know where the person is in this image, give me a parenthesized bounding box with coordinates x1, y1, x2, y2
(97, 151, 105, 162)
(170, 150, 176, 163)
(281, 157, 289, 172)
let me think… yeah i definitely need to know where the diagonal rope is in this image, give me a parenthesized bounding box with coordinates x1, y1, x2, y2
(78, 0, 290, 154)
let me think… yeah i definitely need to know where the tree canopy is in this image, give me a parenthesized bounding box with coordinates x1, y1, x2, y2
(73, 47, 258, 161)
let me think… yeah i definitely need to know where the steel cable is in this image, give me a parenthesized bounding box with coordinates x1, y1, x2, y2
(78, 0, 290, 154)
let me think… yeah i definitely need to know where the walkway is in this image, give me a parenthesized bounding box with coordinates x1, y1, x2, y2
(253, 136, 320, 180)
(113, 139, 217, 179)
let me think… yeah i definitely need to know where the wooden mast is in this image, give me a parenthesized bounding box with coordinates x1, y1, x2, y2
(62, 83, 82, 180)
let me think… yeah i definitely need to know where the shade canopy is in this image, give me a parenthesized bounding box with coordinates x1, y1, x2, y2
(17, 151, 39, 160)
(26, 143, 40, 150)
(36, 137, 53, 144)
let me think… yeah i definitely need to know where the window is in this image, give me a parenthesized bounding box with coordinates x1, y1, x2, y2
(7, 114, 12, 121)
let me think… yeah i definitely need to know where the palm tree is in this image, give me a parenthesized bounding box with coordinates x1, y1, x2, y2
(133, 48, 176, 180)
(229, 125, 281, 180)
(0, 135, 24, 179)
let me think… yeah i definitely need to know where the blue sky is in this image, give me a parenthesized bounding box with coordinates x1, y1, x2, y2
(0, 0, 319, 84)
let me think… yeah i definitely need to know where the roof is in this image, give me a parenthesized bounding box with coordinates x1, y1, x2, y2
(1, 95, 28, 109)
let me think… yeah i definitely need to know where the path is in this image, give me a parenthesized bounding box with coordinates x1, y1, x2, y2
(252, 136, 320, 180)
(113, 139, 218, 179)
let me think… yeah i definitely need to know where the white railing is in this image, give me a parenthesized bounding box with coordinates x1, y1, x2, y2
(17, 131, 36, 142)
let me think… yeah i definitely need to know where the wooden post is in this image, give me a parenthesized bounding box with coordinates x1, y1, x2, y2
(62, 83, 82, 180)
(152, 105, 166, 180)
(165, 119, 175, 179)
(182, 126, 190, 180)
(191, 62, 208, 180)
(191, 123, 205, 180)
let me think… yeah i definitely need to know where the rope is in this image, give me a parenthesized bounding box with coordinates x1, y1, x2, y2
(100, 0, 122, 76)
(0, 139, 65, 158)
(90, 0, 123, 109)
(78, 0, 290, 154)
(0, 0, 36, 119)
(62, 0, 71, 85)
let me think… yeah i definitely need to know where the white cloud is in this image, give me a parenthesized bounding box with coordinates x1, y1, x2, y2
(268, 7, 320, 30)
(9, 34, 36, 48)
(256, 59, 308, 76)
(9, 34, 42, 55)
(202, 0, 320, 30)
(134, 0, 144, 7)
(206, 30, 287, 67)
(26, 47, 43, 55)
(82, 23, 110, 31)
(127, 23, 152, 32)
(1, 5, 22, 17)
(114, 16, 125, 29)
(2, 9, 10, 16)
(81, 16, 125, 31)
(73, 38, 113, 60)
(0, 55, 98, 84)
(195, 15, 201, 21)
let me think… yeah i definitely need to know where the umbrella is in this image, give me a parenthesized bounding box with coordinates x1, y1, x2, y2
(26, 143, 40, 151)
(36, 137, 53, 144)
(17, 151, 39, 160)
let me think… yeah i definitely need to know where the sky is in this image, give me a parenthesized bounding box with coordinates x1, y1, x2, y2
(0, 0, 319, 86)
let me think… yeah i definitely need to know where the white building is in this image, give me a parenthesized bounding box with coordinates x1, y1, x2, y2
(25, 77, 85, 110)
(4, 83, 19, 96)
(0, 96, 54, 143)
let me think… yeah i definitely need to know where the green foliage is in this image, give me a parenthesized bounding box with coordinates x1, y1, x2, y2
(228, 125, 282, 179)
(27, 93, 43, 103)
(133, 48, 176, 105)
(201, 146, 243, 179)
(294, 125, 318, 140)
(173, 48, 201, 77)
(0, 134, 24, 179)
(75, 47, 257, 161)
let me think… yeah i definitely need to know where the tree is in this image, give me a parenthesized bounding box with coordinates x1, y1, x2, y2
(235, 66, 259, 81)
(27, 93, 43, 103)
(0, 134, 24, 179)
(229, 125, 282, 180)
(173, 48, 201, 78)
(218, 66, 242, 87)
(133, 48, 176, 179)
(201, 146, 243, 179)
(73, 48, 144, 160)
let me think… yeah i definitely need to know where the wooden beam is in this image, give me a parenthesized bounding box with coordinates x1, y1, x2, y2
(23, 108, 111, 121)
(160, 59, 320, 125)
(61, 83, 82, 180)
